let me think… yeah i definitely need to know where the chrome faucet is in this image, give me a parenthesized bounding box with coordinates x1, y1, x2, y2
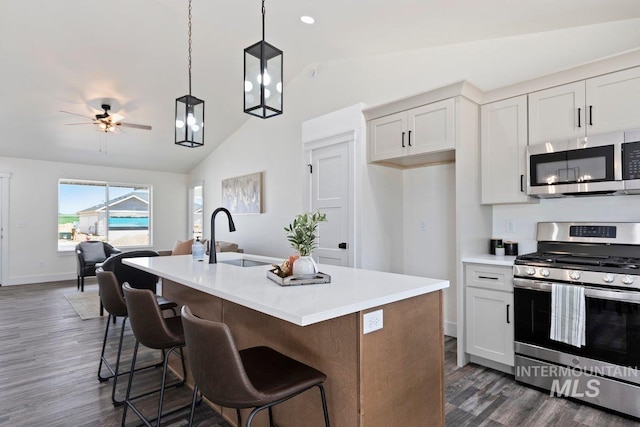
(209, 207, 236, 264)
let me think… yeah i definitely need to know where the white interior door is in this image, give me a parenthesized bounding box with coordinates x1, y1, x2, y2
(310, 142, 351, 267)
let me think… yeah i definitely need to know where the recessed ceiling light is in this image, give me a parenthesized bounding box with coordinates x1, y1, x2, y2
(300, 15, 315, 24)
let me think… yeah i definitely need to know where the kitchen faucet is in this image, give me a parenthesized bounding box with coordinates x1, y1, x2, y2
(209, 207, 236, 264)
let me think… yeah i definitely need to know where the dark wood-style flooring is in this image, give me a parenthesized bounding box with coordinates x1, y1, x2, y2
(0, 280, 638, 426)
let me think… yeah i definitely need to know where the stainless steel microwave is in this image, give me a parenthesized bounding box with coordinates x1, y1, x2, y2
(526, 132, 624, 197)
(623, 129, 640, 194)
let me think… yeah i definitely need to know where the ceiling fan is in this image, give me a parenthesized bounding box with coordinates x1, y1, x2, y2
(60, 104, 152, 133)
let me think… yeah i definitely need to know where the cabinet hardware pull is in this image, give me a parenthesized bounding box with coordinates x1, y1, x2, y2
(401, 131, 406, 148)
(408, 130, 412, 146)
(478, 275, 499, 280)
(338, 242, 347, 249)
(589, 105, 593, 126)
(520, 174, 524, 193)
(506, 304, 511, 324)
(577, 107, 581, 128)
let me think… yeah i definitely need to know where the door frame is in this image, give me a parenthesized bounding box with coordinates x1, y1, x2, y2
(303, 130, 357, 268)
(0, 173, 10, 285)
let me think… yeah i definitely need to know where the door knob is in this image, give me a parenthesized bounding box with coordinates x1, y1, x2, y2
(338, 242, 347, 249)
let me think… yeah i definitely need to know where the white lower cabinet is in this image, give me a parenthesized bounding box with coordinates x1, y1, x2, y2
(465, 264, 514, 367)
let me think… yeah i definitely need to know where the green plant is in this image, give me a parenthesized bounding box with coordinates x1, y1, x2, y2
(284, 211, 327, 256)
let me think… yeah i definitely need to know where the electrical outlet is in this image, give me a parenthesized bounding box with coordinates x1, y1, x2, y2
(420, 220, 427, 232)
(38, 261, 44, 269)
(505, 219, 515, 234)
(363, 309, 383, 334)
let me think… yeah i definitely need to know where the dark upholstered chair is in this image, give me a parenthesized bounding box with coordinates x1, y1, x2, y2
(97, 271, 177, 406)
(181, 305, 330, 427)
(121, 284, 193, 426)
(98, 250, 160, 316)
(76, 241, 120, 292)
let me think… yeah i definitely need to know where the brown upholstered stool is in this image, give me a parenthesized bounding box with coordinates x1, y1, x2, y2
(181, 305, 330, 427)
(121, 284, 194, 426)
(96, 271, 177, 406)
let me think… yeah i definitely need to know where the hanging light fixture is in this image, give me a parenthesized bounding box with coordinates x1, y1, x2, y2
(175, 0, 204, 147)
(244, 0, 283, 119)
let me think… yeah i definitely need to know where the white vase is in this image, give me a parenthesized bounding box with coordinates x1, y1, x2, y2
(293, 255, 318, 277)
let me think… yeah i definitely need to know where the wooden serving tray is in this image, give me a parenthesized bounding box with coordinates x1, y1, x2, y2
(266, 269, 331, 286)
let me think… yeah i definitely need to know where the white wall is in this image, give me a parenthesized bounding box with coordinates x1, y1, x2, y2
(0, 156, 188, 285)
(493, 195, 640, 253)
(403, 163, 456, 326)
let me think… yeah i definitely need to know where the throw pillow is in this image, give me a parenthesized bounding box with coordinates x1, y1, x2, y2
(172, 239, 193, 255)
(81, 242, 107, 263)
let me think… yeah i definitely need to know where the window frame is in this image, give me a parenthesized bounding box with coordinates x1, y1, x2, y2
(58, 179, 153, 252)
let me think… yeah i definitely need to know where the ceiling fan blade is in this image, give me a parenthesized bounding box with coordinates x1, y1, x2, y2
(59, 110, 94, 120)
(119, 122, 152, 130)
(110, 113, 125, 123)
(65, 122, 95, 126)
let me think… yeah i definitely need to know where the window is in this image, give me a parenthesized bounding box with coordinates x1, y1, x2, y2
(189, 184, 203, 240)
(58, 180, 152, 251)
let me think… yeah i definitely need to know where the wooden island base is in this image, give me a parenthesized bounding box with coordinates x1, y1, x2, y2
(163, 279, 444, 427)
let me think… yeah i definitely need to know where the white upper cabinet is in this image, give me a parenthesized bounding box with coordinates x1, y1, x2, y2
(529, 67, 640, 145)
(369, 98, 455, 165)
(368, 111, 407, 161)
(481, 96, 531, 204)
(587, 67, 640, 135)
(528, 81, 586, 144)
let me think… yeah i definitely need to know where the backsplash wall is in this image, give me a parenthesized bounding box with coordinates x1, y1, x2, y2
(492, 194, 640, 255)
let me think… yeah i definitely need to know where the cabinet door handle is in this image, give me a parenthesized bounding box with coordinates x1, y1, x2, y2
(577, 107, 581, 128)
(478, 275, 499, 280)
(506, 304, 511, 324)
(408, 130, 412, 146)
(401, 131, 406, 148)
(589, 105, 593, 126)
(520, 174, 524, 193)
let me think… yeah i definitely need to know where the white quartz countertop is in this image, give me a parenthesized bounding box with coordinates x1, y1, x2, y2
(461, 254, 517, 267)
(124, 252, 449, 327)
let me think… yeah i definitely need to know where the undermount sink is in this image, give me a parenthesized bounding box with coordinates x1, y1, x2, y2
(218, 259, 272, 267)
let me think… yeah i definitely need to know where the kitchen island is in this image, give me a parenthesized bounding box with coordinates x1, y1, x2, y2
(124, 253, 449, 427)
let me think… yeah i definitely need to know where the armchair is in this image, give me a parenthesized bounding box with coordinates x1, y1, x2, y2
(76, 241, 121, 292)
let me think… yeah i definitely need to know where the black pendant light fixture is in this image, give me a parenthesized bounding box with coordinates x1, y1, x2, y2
(175, 0, 204, 147)
(244, 0, 283, 119)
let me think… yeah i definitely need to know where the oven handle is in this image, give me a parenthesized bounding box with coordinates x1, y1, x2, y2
(513, 278, 640, 304)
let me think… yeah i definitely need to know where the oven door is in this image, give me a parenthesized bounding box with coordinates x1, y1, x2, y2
(514, 279, 640, 368)
(526, 136, 623, 197)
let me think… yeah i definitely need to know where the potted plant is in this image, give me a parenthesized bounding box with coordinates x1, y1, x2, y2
(284, 211, 327, 276)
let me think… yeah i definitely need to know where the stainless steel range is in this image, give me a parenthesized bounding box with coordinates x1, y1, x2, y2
(513, 222, 640, 418)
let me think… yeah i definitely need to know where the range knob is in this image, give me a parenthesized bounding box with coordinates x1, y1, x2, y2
(569, 271, 581, 281)
(602, 273, 615, 283)
(540, 268, 550, 278)
(621, 275, 635, 285)
(525, 267, 536, 276)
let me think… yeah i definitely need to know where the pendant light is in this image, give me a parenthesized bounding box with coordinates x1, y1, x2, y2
(244, 0, 283, 119)
(175, 0, 204, 148)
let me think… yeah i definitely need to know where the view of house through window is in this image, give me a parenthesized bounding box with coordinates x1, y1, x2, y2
(58, 180, 151, 251)
(191, 184, 203, 240)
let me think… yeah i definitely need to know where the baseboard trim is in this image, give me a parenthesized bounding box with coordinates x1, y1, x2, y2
(444, 320, 457, 338)
(4, 272, 76, 286)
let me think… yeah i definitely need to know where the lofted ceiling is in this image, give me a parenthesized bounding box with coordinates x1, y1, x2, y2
(1, 0, 639, 174)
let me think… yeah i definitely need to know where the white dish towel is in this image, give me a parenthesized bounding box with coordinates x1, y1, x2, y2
(550, 283, 586, 348)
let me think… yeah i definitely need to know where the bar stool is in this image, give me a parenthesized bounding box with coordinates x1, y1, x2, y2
(181, 305, 331, 427)
(96, 271, 177, 406)
(122, 284, 193, 427)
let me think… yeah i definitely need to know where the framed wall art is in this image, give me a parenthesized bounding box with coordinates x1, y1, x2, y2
(221, 172, 263, 214)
